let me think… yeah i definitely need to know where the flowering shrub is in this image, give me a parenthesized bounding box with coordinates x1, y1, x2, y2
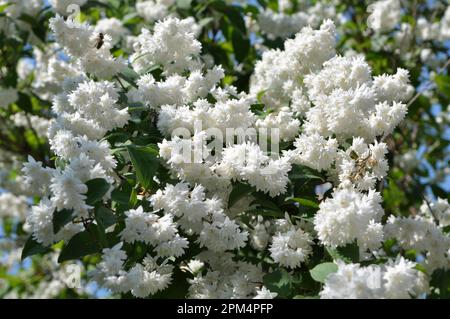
(0, 0, 449, 299)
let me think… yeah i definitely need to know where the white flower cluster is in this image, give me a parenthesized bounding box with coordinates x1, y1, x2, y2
(93, 243, 173, 298)
(420, 197, 450, 227)
(131, 17, 201, 75)
(11, 112, 54, 138)
(30, 46, 83, 100)
(187, 251, 272, 298)
(255, 108, 300, 142)
(136, 0, 175, 23)
(385, 214, 450, 272)
(49, 15, 126, 78)
(94, 18, 128, 45)
(321, 257, 428, 299)
(19, 12, 440, 300)
(256, 1, 337, 40)
(216, 142, 292, 197)
(0, 0, 42, 37)
(414, 6, 450, 42)
(314, 186, 384, 255)
(0, 192, 28, 220)
(150, 183, 248, 252)
(302, 56, 411, 141)
(135, 66, 224, 109)
(269, 221, 313, 269)
(252, 21, 412, 271)
(23, 16, 132, 247)
(51, 80, 129, 140)
(120, 206, 188, 257)
(250, 20, 336, 112)
(367, 0, 401, 33)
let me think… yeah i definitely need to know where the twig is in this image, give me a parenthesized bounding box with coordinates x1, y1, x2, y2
(406, 57, 450, 108)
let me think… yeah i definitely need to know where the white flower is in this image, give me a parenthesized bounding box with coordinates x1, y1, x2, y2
(98, 242, 127, 276)
(95, 18, 128, 45)
(26, 198, 82, 246)
(120, 206, 179, 246)
(198, 217, 248, 252)
(253, 286, 278, 299)
(217, 142, 291, 197)
(136, 0, 175, 23)
(188, 252, 264, 298)
(367, 0, 401, 33)
(420, 197, 450, 227)
(49, 15, 125, 78)
(314, 187, 384, 255)
(269, 226, 313, 269)
(250, 20, 336, 111)
(373, 68, 414, 102)
(131, 17, 202, 75)
(302, 54, 409, 141)
(257, 9, 309, 40)
(21, 156, 53, 196)
(0, 192, 28, 220)
(385, 215, 450, 272)
(321, 258, 428, 299)
(64, 80, 129, 139)
(50, 168, 91, 217)
(383, 257, 428, 299)
(256, 108, 300, 142)
(127, 258, 173, 298)
(286, 133, 338, 171)
(11, 112, 53, 138)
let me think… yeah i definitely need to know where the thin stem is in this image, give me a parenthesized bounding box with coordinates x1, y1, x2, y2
(407, 57, 450, 108)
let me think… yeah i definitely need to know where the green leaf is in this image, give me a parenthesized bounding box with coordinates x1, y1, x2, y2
(177, 0, 192, 10)
(95, 206, 117, 230)
(245, 208, 284, 218)
(127, 145, 160, 190)
(430, 269, 450, 298)
(223, 7, 246, 35)
(293, 295, 319, 299)
(140, 64, 162, 77)
(250, 103, 265, 114)
(256, 90, 266, 103)
(231, 28, 250, 63)
(289, 164, 324, 181)
(58, 226, 102, 262)
(53, 209, 74, 234)
(252, 193, 282, 213)
(326, 242, 360, 263)
(82, 0, 112, 10)
(16, 92, 33, 112)
(85, 178, 110, 205)
(263, 269, 292, 298)
(0, 3, 11, 13)
(21, 236, 50, 260)
(287, 197, 319, 209)
(117, 67, 139, 88)
(123, 13, 141, 25)
(198, 17, 214, 28)
(228, 182, 253, 208)
(211, 2, 246, 35)
(17, 14, 35, 25)
(310, 262, 338, 283)
(435, 75, 450, 100)
(111, 188, 130, 205)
